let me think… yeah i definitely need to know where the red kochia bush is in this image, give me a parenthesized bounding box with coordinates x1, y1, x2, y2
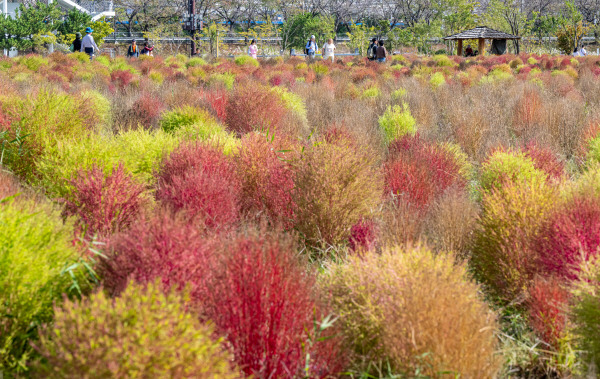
(155, 142, 241, 229)
(203, 90, 228, 121)
(535, 196, 600, 280)
(201, 228, 345, 378)
(225, 85, 285, 135)
(101, 211, 213, 297)
(63, 163, 146, 240)
(384, 135, 465, 209)
(130, 93, 165, 128)
(524, 142, 565, 180)
(110, 70, 134, 88)
(349, 218, 377, 253)
(236, 133, 296, 228)
(527, 277, 570, 349)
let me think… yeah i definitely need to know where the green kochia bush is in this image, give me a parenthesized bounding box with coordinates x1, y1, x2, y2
(34, 281, 238, 378)
(159, 105, 227, 140)
(0, 200, 88, 374)
(1, 90, 91, 181)
(270, 87, 308, 126)
(571, 257, 600, 371)
(378, 103, 417, 145)
(479, 150, 547, 193)
(321, 246, 500, 377)
(36, 129, 180, 199)
(234, 54, 260, 67)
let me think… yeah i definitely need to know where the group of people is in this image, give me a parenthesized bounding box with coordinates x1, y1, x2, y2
(304, 35, 337, 62)
(573, 45, 588, 57)
(367, 38, 388, 62)
(70, 27, 100, 60)
(71, 27, 154, 60)
(126, 41, 154, 58)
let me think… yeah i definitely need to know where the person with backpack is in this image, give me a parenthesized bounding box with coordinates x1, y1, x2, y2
(376, 40, 387, 63)
(305, 35, 318, 60)
(81, 27, 100, 61)
(70, 32, 82, 53)
(127, 40, 139, 58)
(368, 38, 377, 60)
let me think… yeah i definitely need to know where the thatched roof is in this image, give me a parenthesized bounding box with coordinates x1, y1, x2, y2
(443, 26, 521, 40)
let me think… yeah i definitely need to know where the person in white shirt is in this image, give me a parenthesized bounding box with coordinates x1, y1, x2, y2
(81, 27, 100, 61)
(322, 38, 336, 62)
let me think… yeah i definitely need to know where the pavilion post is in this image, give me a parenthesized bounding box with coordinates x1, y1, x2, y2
(478, 38, 485, 56)
(456, 39, 463, 56)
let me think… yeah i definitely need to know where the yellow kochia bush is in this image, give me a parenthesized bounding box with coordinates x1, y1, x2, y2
(34, 281, 238, 378)
(321, 246, 500, 377)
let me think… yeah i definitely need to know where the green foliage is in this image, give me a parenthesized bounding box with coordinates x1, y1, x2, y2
(209, 73, 235, 90)
(0, 200, 88, 374)
(346, 23, 375, 56)
(234, 54, 259, 67)
(34, 281, 238, 378)
(0, 3, 61, 50)
(361, 86, 380, 99)
(480, 151, 547, 193)
(571, 257, 600, 371)
(56, 8, 91, 43)
(281, 12, 335, 51)
(36, 129, 180, 199)
(321, 246, 500, 377)
(470, 177, 559, 302)
(312, 62, 329, 75)
(80, 90, 112, 133)
(430, 71, 447, 87)
(1, 91, 90, 181)
(556, 1, 586, 55)
(270, 87, 308, 125)
(378, 103, 417, 144)
(187, 57, 207, 68)
(18, 55, 48, 72)
(160, 105, 228, 142)
(433, 54, 457, 67)
(88, 17, 114, 47)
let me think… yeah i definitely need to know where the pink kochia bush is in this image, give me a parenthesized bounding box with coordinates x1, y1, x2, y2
(201, 228, 346, 378)
(155, 142, 241, 229)
(535, 196, 600, 280)
(527, 277, 570, 349)
(524, 142, 565, 180)
(384, 135, 465, 209)
(63, 163, 146, 239)
(103, 220, 345, 378)
(236, 132, 296, 227)
(225, 85, 285, 135)
(100, 211, 213, 296)
(348, 218, 377, 253)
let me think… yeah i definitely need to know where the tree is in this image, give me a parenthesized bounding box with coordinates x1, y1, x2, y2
(483, 0, 527, 53)
(280, 12, 334, 52)
(0, 2, 61, 51)
(346, 22, 375, 56)
(56, 8, 92, 44)
(556, 0, 587, 54)
(113, 0, 183, 33)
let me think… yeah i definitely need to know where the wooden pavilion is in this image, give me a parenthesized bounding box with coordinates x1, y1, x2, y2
(443, 26, 521, 56)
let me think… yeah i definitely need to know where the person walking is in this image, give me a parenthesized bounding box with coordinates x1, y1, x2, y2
(368, 38, 378, 60)
(81, 27, 100, 61)
(376, 40, 387, 63)
(305, 35, 318, 60)
(322, 38, 336, 62)
(70, 32, 82, 52)
(127, 39, 139, 58)
(248, 39, 258, 59)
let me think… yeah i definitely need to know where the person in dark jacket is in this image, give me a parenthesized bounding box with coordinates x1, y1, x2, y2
(71, 32, 82, 52)
(368, 37, 377, 60)
(127, 40, 139, 58)
(376, 40, 387, 62)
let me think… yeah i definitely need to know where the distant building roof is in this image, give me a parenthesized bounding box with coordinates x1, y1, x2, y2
(443, 26, 520, 40)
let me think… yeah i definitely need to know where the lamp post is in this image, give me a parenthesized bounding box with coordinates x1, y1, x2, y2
(2, 0, 8, 56)
(183, 0, 202, 56)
